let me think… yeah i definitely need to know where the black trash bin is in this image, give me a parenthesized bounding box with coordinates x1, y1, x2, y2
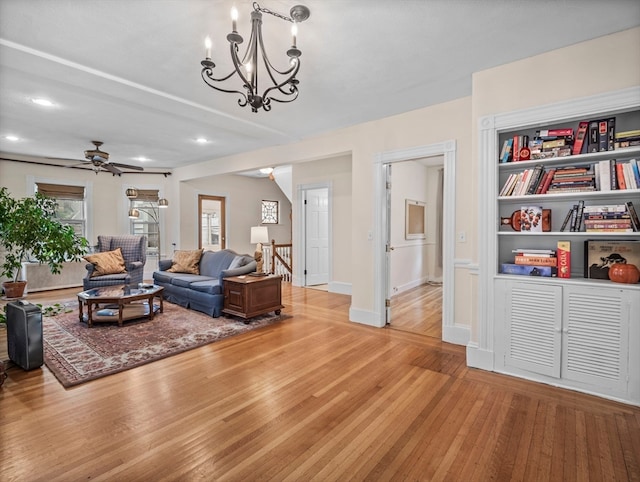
(6, 301, 43, 370)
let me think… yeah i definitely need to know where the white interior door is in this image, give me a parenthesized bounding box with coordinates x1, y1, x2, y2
(305, 188, 329, 286)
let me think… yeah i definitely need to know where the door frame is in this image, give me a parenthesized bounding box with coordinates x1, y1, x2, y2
(373, 140, 470, 345)
(293, 182, 332, 288)
(197, 194, 226, 250)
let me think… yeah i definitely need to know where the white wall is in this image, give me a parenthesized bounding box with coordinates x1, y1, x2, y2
(390, 160, 430, 294)
(179, 173, 292, 255)
(292, 154, 352, 287)
(171, 95, 473, 327)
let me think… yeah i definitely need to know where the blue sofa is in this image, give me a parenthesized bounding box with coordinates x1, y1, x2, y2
(153, 249, 256, 317)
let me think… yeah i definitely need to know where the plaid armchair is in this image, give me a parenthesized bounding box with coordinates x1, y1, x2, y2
(83, 235, 147, 290)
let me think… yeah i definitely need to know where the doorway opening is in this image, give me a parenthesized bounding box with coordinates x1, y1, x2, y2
(198, 195, 226, 251)
(386, 159, 444, 338)
(373, 140, 468, 346)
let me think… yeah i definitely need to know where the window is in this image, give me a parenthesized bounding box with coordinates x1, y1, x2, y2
(261, 200, 279, 224)
(129, 189, 159, 256)
(35, 182, 86, 237)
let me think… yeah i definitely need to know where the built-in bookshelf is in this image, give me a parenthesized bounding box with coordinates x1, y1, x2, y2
(475, 87, 640, 406)
(496, 112, 640, 282)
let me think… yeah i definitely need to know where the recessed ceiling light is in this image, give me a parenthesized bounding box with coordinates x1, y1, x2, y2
(196, 138, 208, 144)
(31, 98, 54, 107)
(260, 167, 274, 174)
(4, 135, 20, 141)
(133, 156, 150, 162)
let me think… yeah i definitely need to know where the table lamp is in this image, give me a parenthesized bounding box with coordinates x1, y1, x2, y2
(250, 226, 269, 275)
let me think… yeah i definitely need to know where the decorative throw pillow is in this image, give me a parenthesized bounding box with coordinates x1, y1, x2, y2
(228, 255, 245, 270)
(84, 248, 127, 277)
(167, 249, 204, 274)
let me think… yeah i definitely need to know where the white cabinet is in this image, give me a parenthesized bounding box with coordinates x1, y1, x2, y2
(476, 87, 640, 405)
(495, 279, 638, 403)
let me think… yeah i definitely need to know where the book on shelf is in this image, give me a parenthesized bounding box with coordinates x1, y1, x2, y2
(588, 120, 599, 153)
(512, 135, 520, 162)
(584, 239, 640, 279)
(536, 128, 574, 139)
(631, 159, 640, 187)
(616, 163, 627, 190)
(606, 117, 616, 151)
(537, 168, 556, 194)
(512, 248, 556, 255)
(622, 162, 638, 189)
(501, 263, 557, 277)
(582, 204, 627, 213)
(599, 119, 609, 152)
(573, 121, 589, 155)
(560, 205, 576, 232)
(525, 164, 545, 195)
(557, 241, 570, 278)
(626, 201, 640, 231)
(514, 255, 557, 266)
(616, 129, 640, 139)
(499, 138, 513, 163)
(572, 200, 585, 232)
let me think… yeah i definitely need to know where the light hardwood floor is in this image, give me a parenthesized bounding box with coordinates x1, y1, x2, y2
(1, 285, 639, 481)
(390, 283, 442, 338)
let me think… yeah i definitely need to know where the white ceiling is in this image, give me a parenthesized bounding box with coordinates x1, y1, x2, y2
(1, 0, 639, 173)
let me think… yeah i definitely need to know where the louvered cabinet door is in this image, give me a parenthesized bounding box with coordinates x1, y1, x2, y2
(505, 282, 562, 378)
(561, 285, 630, 393)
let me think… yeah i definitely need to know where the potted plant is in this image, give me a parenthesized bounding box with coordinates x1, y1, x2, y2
(0, 187, 89, 298)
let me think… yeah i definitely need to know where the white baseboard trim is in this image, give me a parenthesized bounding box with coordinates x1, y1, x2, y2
(394, 277, 428, 294)
(443, 324, 470, 346)
(349, 306, 385, 328)
(329, 281, 351, 295)
(466, 342, 494, 370)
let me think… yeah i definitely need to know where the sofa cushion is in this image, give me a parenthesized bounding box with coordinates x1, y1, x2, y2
(170, 274, 215, 288)
(199, 250, 237, 277)
(189, 280, 223, 295)
(84, 248, 126, 277)
(167, 249, 203, 274)
(228, 255, 245, 270)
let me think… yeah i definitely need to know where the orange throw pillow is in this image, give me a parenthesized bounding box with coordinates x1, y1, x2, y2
(84, 248, 127, 277)
(167, 249, 204, 274)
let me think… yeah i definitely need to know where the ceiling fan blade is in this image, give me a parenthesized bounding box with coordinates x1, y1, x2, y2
(102, 163, 123, 175)
(110, 162, 144, 171)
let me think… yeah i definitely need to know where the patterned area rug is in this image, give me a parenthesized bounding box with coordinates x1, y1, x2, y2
(43, 302, 284, 388)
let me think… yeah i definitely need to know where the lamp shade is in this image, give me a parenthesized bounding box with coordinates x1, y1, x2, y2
(250, 226, 269, 244)
(158, 198, 169, 208)
(128, 208, 140, 219)
(126, 188, 138, 199)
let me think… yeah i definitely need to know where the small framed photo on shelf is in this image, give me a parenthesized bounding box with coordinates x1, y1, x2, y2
(584, 239, 640, 279)
(520, 206, 544, 232)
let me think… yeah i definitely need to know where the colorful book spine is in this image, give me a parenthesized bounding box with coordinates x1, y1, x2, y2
(573, 121, 589, 155)
(626, 202, 640, 231)
(514, 256, 558, 266)
(599, 120, 609, 152)
(557, 241, 570, 278)
(501, 263, 557, 277)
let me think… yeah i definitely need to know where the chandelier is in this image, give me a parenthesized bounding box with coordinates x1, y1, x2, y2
(200, 2, 311, 113)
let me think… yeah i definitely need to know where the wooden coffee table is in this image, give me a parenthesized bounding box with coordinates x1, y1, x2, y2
(77, 284, 164, 327)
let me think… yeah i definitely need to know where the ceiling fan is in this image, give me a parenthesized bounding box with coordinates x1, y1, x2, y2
(80, 141, 144, 175)
(45, 141, 144, 175)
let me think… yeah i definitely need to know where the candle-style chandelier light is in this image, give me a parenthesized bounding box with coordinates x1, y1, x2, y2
(200, 2, 310, 113)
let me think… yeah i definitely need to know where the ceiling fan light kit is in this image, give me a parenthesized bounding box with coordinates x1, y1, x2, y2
(200, 2, 310, 112)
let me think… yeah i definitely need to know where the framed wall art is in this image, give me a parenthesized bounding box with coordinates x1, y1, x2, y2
(405, 199, 426, 240)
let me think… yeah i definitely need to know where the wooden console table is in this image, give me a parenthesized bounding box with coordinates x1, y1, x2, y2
(222, 275, 283, 319)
